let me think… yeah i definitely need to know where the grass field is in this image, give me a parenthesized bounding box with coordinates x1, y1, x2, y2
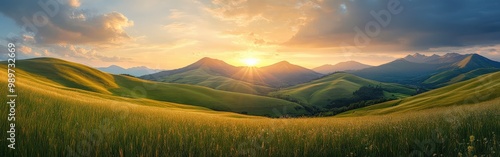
(10, 58, 306, 117)
(338, 71, 500, 117)
(0, 58, 498, 156)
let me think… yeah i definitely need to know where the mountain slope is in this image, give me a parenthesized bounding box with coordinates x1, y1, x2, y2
(270, 73, 416, 108)
(422, 54, 500, 87)
(352, 53, 500, 87)
(338, 71, 500, 117)
(141, 58, 323, 92)
(403, 53, 440, 63)
(140, 57, 274, 94)
(313, 61, 372, 74)
(9, 58, 307, 117)
(157, 68, 275, 95)
(452, 54, 500, 70)
(254, 61, 323, 87)
(141, 57, 239, 80)
(18, 58, 119, 94)
(352, 59, 444, 84)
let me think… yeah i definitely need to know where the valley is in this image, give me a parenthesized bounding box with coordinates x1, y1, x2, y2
(2, 1, 499, 156)
(1, 53, 499, 156)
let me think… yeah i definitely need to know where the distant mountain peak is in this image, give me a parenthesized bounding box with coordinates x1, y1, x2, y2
(403, 53, 440, 63)
(196, 57, 223, 63)
(313, 60, 372, 74)
(452, 53, 500, 69)
(190, 57, 230, 67)
(98, 64, 162, 77)
(410, 53, 425, 57)
(275, 60, 291, 65)
(403, 53, 472, 64)
(108, 65, 122, 68)
(443, 53, 461, 57)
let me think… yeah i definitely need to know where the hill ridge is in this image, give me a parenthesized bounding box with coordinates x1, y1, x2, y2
(6, 57, 308, 117)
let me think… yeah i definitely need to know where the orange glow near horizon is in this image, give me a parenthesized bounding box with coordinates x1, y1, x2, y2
(242, 58, 260, 67)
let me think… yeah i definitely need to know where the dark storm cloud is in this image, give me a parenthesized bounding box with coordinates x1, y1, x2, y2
(286, 0, 500, 50)
(0, 0, 133, 45)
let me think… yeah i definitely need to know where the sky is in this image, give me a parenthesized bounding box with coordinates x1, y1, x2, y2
(1, 0, 500, 69)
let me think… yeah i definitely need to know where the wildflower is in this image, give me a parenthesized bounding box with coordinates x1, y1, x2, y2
(467, 145, 474, 156)
(470, 135, 475, 143)
(467, 146, 474, 151)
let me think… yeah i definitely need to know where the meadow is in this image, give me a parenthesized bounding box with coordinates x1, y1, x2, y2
(9, 58, 307, 117)
(1, 60, 499, 156)
(270, 73, 416, 108)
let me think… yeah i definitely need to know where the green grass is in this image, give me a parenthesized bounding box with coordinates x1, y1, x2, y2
(338, 71, 500, 117)
(0, 58, 498, 156)
(270, 73, 416, 107)
(423, 68, 500, 87)
(1, 67, 498, 156)
(10, 58, 306, 117)
(160, 68, 275, 95)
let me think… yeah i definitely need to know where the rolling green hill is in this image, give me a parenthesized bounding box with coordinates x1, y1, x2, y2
(158, 68, 275, 95)
(422, 54, 500, 87)
(423, 68, 500, 87)
(141, 58, 323, 93)
(1, 59, 498, 156)
(338, 71, 500, 117)
(9, 58, 306, 117)
(17, 57, 119, 94)
(270, 73, 416, 108)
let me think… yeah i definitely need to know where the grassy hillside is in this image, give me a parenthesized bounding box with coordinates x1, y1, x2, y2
(1, 65, 498, 156)
(338, 71, 500, 117)
(141, 57, 274, 95)
(17, 58, 119, 94)
(9, 58, 306, 117)
(159, 68, 275, 95)
(423, 68, 500, 87)
(270, 73, 416, 108)
(143, 58, 323, 91)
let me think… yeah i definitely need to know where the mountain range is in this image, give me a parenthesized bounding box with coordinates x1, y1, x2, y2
(137, 53, 500, 96)
(352, 53, 500, 88)
(2, 53, 499, 116)
(3, 55, 499, 117)
(98, 65, 163, 77)
(10, 58, 306, 117)
(140, 57, 323, 91)
(312, 61, 372, 74)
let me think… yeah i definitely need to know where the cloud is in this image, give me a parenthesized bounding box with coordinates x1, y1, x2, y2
(45, 44, 132, 61)
(0, 0, 133, 46)
(68, 0, 81, 8)
(168, 9, 187, 19)
(18, 46, 32, 54)
(162, 22, 195, 34)
(204, 0, 321, 45)
(285, 0, 500, 51)
(207, 0, 320, 27)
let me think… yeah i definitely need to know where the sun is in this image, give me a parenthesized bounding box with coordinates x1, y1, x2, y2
(242, 58, 259, 66)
